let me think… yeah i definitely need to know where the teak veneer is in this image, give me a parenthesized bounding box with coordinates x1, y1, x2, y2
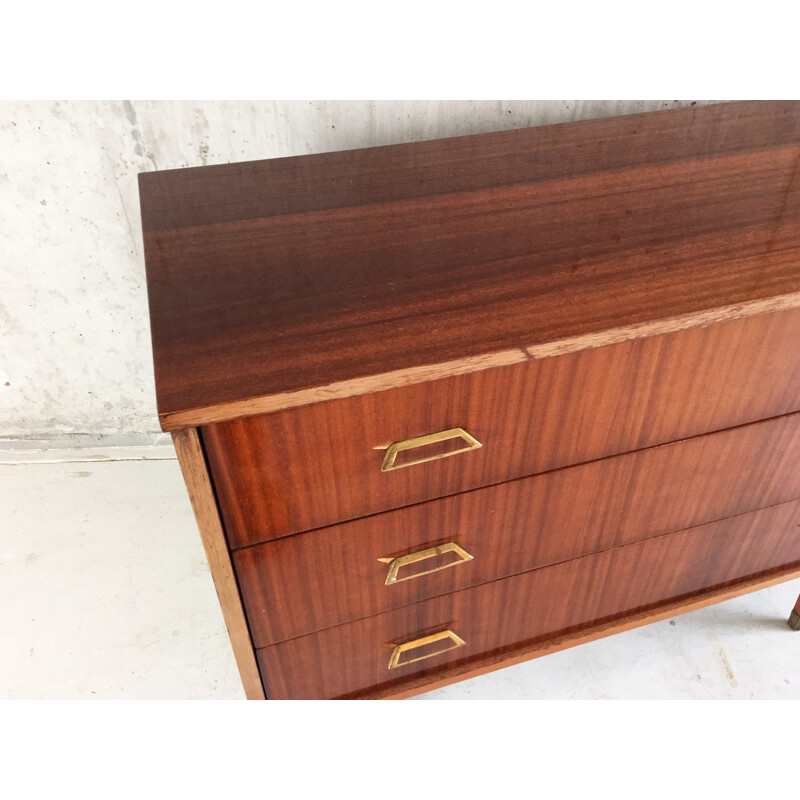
(235, 412, 800, 647)
(142, 100, 800, 431)
(205, 307, 800, 545)
(257, 499, 800, 699)
(139, 101, 800, 700)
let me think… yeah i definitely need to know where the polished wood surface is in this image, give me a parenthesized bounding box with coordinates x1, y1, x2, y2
(205, 306, 800, 545)
(139, 102, 800, 430)
(235, 412, 800, 647)
(141, 103, 800, 700)
(171, 428, 265, 699)
(256, 499, 800, 699)
(139, 102, 800, 231)
(376, 562, 800, 699)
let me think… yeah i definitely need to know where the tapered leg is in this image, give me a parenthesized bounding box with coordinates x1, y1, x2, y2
(789, 594, 800, 631)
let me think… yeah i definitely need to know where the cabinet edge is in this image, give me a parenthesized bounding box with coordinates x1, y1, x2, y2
(160, 290, 800, 431)
(172, 427, 266, 700)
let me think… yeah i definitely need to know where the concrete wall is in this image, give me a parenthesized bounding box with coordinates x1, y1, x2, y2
(0, 100, 712, 447)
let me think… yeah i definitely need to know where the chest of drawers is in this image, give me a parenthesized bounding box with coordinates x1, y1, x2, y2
(138, 101, 800, 699)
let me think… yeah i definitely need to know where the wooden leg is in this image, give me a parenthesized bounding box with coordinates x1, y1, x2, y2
(789, 594, 800, 631)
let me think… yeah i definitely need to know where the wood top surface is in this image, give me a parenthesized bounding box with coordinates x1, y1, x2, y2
(139, 101, 800, 430)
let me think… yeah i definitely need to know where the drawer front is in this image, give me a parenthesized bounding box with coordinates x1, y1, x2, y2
(256, 499, 800, 699)
(236, 412, 800, 647)
(205, 307, 800, 547)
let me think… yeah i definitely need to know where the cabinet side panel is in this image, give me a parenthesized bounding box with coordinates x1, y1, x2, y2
(172, 427, 266, 700)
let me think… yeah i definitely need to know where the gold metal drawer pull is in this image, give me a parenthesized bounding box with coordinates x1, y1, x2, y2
(378, 543, 474, 585)
(388, 630, 467, 669)
(380, 427, 482, 472)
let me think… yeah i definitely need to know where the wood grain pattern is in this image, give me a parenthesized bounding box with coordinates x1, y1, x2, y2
(139, 101, 800, 430)
(171, 428, 265, 700)
(375, 562, 800, 699)
(256, 499, 800, 699)
(139, 102, 799, 231)
(205, 306, 800, 546)
(235, 412, 800, 647)
(159, 292, 800, 429)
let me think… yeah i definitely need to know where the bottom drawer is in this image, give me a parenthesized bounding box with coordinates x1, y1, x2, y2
(257, 498, 800, 699)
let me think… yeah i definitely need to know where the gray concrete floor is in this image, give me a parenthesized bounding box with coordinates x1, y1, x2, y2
(2, 454, 799, 700)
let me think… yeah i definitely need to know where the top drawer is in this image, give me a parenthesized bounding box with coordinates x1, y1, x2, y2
(204, 307, 800, 547)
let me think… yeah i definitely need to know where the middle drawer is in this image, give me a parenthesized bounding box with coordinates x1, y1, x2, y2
(235, 411, 800, 647)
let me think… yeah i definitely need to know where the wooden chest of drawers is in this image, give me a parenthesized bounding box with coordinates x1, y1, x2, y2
(138, 101, 800, 699)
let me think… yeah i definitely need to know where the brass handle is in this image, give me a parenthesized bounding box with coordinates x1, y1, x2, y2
(380, 427, 482, 472)
(378, 543, 474, 585)
(388, 630, 467, 669)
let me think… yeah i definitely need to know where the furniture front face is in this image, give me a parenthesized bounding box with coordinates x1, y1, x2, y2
(204, 317, 800, 698)
(234, 412, 800, 648)
(254, 500, 800, 699)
